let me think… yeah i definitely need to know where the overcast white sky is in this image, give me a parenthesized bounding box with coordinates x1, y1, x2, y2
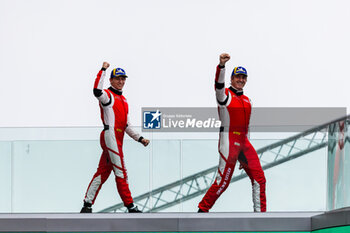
(0, 0, 349, 127)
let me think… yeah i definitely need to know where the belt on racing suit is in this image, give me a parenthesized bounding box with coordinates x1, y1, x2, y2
(220, 126, 246, 136)
(103, 125, 123, 133)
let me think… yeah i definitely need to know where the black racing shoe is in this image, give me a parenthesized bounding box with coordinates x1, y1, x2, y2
(80, 202, 92, 213)
(80, 206, 92, 213)
(198, 208, 207, 213)
(127, 204, 142, 213)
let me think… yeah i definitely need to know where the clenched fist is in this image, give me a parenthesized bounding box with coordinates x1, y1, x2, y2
(219, 53, 230, 66)
(141, 138, 150, 147)
(102, 62, 110, 69)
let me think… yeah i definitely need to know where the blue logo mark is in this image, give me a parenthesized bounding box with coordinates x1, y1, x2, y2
(143, 110, 161, 129)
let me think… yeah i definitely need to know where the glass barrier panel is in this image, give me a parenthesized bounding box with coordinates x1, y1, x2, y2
(0, 127, 330, 213)
(327, 121, 350, 210)
(0, 141, 12, 213)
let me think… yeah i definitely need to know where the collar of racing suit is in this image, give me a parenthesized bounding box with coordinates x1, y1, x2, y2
(108, 86, 123, 95)
(229, 86, 243, 96)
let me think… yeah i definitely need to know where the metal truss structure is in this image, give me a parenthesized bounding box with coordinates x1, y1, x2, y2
(100, 115, 350, 213)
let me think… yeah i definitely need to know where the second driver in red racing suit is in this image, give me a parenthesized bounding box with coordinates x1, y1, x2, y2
(198, 53, 266, 212)
(80, 62, 150, 213)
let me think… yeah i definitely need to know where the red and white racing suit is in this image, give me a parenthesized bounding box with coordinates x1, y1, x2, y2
(83, 68, 143, 207)
(198, 65, 266, 212)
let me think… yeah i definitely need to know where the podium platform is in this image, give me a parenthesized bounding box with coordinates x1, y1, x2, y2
(1, 210, 350, 232)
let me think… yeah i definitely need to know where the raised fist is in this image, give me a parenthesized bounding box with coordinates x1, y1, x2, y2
(102, 62, 110, 69)
(219, 53, 230, 66)
(141, 138, 150, 147)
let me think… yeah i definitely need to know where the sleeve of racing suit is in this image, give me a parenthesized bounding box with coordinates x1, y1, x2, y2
(125, 114, 143, 142)
(93, 68, 111, 105)
(215, 65, 228, 105)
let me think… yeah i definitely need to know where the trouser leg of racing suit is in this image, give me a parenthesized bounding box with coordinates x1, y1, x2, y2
(83, 131, 113, 205)
(83, 130, 133, 207)
(198, 132, 241, 212)
(113, 146, 133, 207)
(83, 150, 112, 205)
(238, 137, 266, 212)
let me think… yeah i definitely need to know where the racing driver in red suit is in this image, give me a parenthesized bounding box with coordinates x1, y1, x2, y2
(80, 62, 150, 213)
(198, 53, 266, 212)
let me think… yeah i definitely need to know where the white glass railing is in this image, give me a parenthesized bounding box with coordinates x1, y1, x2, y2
(0, 127, 328, 213)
